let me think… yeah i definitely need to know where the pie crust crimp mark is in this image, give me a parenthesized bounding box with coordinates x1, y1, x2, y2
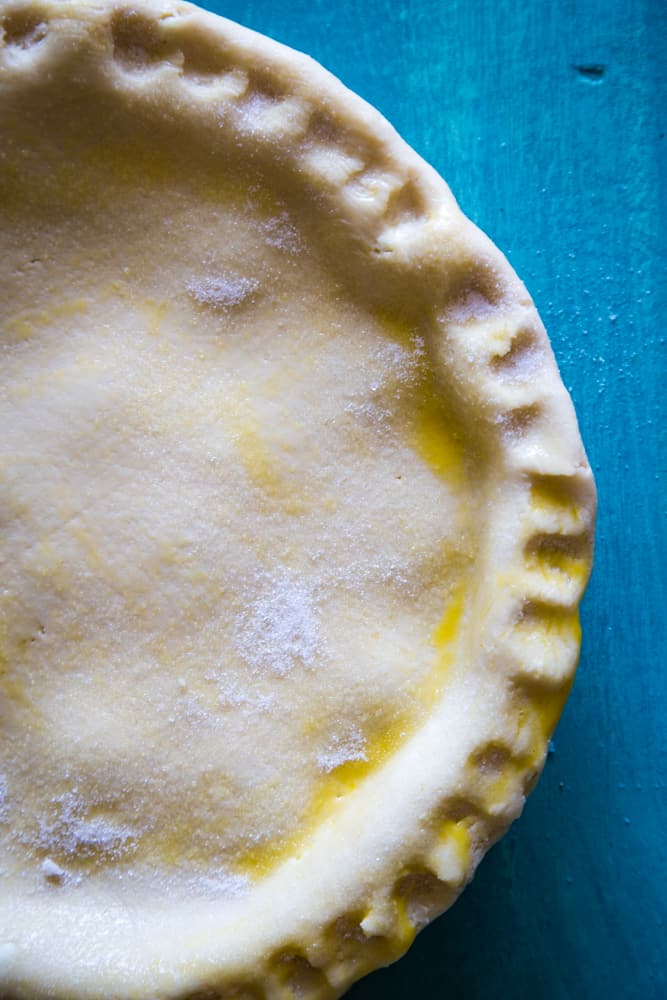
(0, 2, 595, 998)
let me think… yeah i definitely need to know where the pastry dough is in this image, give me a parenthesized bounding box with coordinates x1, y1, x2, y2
(0, 1, 595, 997)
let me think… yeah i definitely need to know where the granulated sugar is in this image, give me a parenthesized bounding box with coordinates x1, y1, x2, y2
(188, 272, 259, 311)
(234, 572, 322, 676)
(0, 774, 8, 823)
(138, 862, 251, 901)
(40, 857, 65, 881)
(343, 335, 426, 431)
(444, 289, 496, 324)
(209, 673, 275, 713)
(33, 790, 137, 862)
(372, 337, 425, 387)
(317, 727, 368, 773)
(180, 868, 250, 900)
(259, 212, 302, 254)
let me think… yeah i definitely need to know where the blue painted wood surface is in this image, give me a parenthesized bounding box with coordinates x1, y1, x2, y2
(198, 1, 667, 995)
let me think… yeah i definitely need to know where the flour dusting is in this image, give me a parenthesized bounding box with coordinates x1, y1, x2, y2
(235, 572, 322, 676)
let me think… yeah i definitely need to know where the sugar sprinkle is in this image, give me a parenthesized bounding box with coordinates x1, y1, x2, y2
(317, 727, 368, 773)
(0, 774, 9, 823)
(188, 272, 259, 311)
(235, 571, 322, 676)
(33, 790, 137, 861)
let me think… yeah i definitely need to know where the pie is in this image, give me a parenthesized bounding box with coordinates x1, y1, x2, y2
(0, 1, 596, 997)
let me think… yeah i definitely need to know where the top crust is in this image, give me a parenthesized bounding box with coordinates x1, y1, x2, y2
(0, 1, 595, 998)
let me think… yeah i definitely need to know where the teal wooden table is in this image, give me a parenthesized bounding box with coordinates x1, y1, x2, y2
(200, 1, 666, 995)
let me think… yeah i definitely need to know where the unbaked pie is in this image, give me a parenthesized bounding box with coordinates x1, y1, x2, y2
(0, 1, 595, 997)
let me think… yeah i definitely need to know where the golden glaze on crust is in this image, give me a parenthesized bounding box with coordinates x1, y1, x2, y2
(0, 2, 595, 997)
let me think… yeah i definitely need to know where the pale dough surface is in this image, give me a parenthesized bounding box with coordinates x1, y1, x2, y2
(1, 161, 476, 890)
